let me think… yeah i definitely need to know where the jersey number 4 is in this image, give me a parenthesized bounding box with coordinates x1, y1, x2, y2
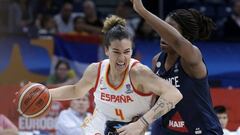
(115, 108, 125, 120)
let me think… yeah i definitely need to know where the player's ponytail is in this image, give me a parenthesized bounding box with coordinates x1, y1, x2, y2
(167, 9, 216, 42)
(102, 15, 133, 48)
(102, 15, 126, 33)
(188, 9, 216, 40)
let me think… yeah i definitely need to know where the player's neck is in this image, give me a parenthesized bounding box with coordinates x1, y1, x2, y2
(165, 53, 179, 70)
(108, 68, 126, 85)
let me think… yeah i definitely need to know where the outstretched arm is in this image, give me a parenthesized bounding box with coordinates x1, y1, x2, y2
(131, 0, 203, 67)
(50, 63, 99, 100)
(117, 64, 182, 135)
(137, 64, 182, 124)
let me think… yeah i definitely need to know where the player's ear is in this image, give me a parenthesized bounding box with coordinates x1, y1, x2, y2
(105, 46, 109, 56)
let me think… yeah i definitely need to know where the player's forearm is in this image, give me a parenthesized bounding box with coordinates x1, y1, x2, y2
(49, 85, 79, 100)
(137, 7, 184, 48)
(140, 92, 182, 126)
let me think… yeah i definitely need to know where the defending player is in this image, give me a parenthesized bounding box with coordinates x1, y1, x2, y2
(130, 0, 223, 134)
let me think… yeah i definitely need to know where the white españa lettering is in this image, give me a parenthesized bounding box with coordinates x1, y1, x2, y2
(100, 92, 134, 103)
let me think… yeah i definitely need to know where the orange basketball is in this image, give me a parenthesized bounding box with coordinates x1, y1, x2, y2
(17, 83, 52, 118)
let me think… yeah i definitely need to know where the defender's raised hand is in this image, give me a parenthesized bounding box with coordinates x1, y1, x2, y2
(130, 0, 145, 14)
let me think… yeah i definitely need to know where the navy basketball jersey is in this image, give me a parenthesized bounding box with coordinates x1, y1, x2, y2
(151, 52, 223, 135)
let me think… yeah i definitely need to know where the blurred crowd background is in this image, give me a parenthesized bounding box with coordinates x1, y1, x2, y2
(0, 0, 240, 134)
(0, 0, 240, 40)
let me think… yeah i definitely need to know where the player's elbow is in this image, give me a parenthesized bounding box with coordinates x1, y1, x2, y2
(73, 84, 83, 98)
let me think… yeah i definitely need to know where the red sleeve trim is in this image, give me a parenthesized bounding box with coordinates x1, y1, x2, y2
(130, 61, 153, 96)
(93, 62, 102, 92)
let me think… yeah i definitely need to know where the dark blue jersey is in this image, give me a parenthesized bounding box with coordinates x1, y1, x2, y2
(151, 52, 223, 135)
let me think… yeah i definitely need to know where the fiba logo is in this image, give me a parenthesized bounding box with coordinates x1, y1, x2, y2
(125, 84, 133, 94)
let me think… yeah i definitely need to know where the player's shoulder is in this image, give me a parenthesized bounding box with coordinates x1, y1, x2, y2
(130, 62, 151, 76)
(153, 52, 161, 61)
(87, 62, 100, 70)
(129, 62, 154, 88)
(192, 45, 202, 54)
(84, 62, 101, 79)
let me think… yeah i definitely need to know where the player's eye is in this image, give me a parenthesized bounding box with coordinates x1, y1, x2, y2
(113, 51, 120, 54)
(124, 51, 130, 54)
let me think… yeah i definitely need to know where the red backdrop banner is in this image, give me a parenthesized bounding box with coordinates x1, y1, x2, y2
(211, 88, 240, 130)
(0, 86, 239, 131)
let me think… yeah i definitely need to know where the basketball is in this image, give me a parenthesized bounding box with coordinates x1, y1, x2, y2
(17, 83, 52, 118)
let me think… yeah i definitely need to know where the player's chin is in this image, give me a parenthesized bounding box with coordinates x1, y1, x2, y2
(160, 45, 167, 52)
(117, 67, 127, 73)
(161, 44, 172, 52)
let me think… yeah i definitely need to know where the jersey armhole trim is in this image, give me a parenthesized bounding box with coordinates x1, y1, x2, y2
(93, 62, 102, 92)
(130, 61, 153, 96)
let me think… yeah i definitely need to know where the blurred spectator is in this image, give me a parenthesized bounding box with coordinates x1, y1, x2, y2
(115, 1, 140, 37)
(135, 18, 158, 40)
(71, 0, 84, 12)
(237, 127, 240, 135)
(74, 0, 103, 35)
(19, 0, 32, 25)
(0, 114, 18, 135)
(72, 16, 88, 35)
(47, 101, 64, 117)
(83, 0, 102, 26)
(214, 105, 234, 135)
(55, 95, 91, 135)
(54, 2, 76, 33)
(222, 0, 240, 40)
(8, 0, 22, 33)
(34, 0, 63, 17)
(46, 59, 78, 88)
(38, 15, 57, 38)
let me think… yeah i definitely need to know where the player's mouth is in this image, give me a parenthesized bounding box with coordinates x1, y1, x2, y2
(116, 62, 126, 70)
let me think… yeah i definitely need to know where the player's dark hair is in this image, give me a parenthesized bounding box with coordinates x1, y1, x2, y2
(102, 15, 133, 49)
(214, 105, 227, 114)
(167, 9, 216, 42)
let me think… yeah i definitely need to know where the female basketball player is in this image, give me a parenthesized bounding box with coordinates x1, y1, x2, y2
(130, 0, 223, 134)
(49, 15, 182, 135)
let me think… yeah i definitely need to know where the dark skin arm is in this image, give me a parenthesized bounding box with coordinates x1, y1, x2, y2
(132, 0, 207, 79)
